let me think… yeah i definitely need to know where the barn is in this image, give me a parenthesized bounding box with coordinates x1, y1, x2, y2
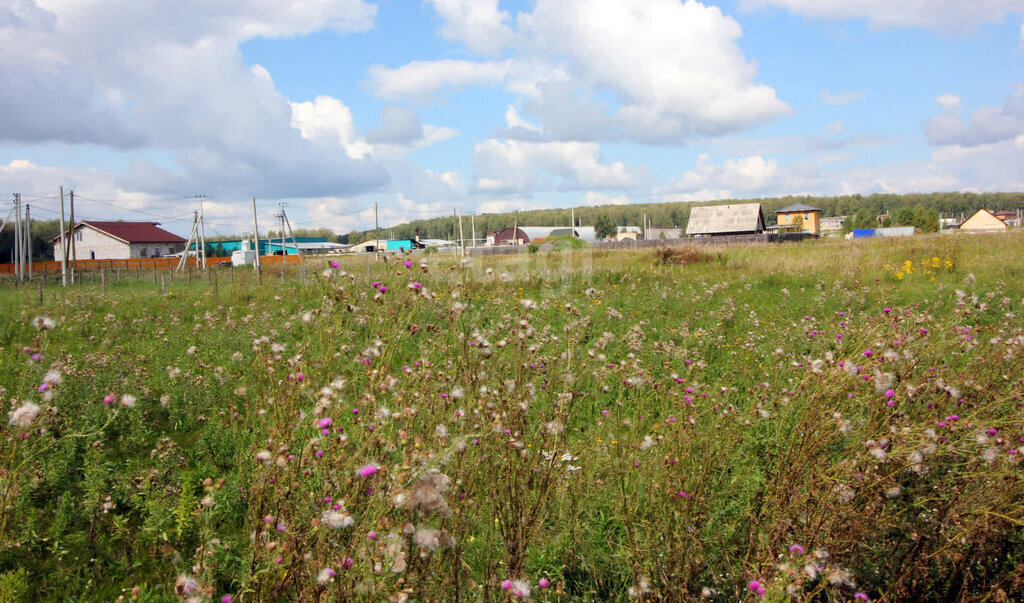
(685, 204, 765, 236)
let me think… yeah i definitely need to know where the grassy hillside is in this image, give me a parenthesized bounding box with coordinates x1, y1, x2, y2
(0, 232, 1022, 600)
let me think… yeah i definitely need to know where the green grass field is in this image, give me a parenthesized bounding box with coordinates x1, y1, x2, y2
(0, 233, 1022, 601)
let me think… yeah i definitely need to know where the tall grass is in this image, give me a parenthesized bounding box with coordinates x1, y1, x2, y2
(0, 233, 1022, 601)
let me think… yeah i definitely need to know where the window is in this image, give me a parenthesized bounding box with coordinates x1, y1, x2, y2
(90, 251, 95, 260)
(168, 247, 173, 255)
(76, 231, 83, 241)
(804, 213, 809, 220)
(140, 247, 148, 258)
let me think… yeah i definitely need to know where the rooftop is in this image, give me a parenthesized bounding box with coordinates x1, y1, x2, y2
(56, 221, 187, 244)
(776, 203, 823, 213)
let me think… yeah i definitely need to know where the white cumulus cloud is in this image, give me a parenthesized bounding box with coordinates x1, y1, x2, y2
(936, 93, 962, 109)
(820, 90, 865, 106)
(924, 88, 1024, 147)
(425, 0, 515, 54)
(474, 139, 642, 193)
(371, 0, 789, 144)
(740, 0, 1022, 31)
(0, 0, 387, 200)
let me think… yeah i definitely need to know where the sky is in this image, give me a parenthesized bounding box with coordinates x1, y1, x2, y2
(2, 0, 1023, 238)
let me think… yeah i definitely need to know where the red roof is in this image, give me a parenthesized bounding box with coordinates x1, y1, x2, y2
(81, 221, 186, 244)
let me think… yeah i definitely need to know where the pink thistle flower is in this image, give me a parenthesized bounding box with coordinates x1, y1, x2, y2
(103, 394, 115, 405)
(748, 580, 761, 592)
(404, 259, 412, 268)
(501, 580, 513, 590)
(885, 389, 895, 398)
(367, 530, 378, 540)
(341, 557, 354, 569)
(863, 350, 873, 357)
(854, 594, 869, 601)
(37, 383, 49, 392)
(358, 464, 378, 477)
(221, 596, 233, 603)
(317, 417, 332, 428)
(789, 544, 805, 554)
(538, 578, 550, 588)
(352, 408, 359, 415)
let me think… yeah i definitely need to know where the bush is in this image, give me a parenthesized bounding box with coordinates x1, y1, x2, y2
(652, 245, 715, 265)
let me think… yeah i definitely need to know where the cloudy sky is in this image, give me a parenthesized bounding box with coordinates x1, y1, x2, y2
(2, 0, 1023, 237)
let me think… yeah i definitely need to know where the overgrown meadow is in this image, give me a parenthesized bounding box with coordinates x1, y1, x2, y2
(1, 234, 1023, 602)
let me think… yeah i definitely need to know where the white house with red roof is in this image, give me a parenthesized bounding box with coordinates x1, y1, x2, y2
(52, 221, 187, 261)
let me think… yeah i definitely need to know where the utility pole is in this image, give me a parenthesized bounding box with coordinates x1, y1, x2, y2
(471, 214, 476, 248)
(275, 203, 286, 280)
(457, 206, 465, 257)
(69, 190, 77, 284)
(198, 195, 207, 269)
(643, 212, 646, 241)
(251, 197, 261, 276)
(25, 203, 32, 279)
(177, 212, 199, 272)
(513, 211, 519, 245)
(374, 202, 380, 260)
(59, 186, 67, 286)
(13, 194, 21, 281)
(571, 208, 575, 237)
(282, 208, 304, 266)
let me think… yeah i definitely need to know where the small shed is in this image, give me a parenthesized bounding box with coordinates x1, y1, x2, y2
(686, 203, 765, 236)
(959, 209, 1008, 233)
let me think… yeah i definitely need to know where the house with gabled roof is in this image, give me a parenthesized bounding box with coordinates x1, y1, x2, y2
(775, 203, 823, 234)
(685, 203, 765, 236)
(52, 221, 187, 261)
(958, 209, 1007, 233)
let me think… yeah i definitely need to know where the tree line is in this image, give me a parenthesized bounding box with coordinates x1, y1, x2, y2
(347, 191, 1024, 242)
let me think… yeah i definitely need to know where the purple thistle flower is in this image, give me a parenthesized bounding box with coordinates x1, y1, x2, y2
(358, 464, 378, 477)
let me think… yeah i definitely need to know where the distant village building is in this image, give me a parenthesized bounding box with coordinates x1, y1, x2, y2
(614, 226, 642, 241)
(959, 209, 1008, 233)
(775, 203, 822, 234)
(820, 216, 846, 235)
(685, 203, 765, 236)
(492, 226, 576, 245)
(647, 227, 683, 240)
(53, 221, 186, 261)
(993, 210, 1021, 227)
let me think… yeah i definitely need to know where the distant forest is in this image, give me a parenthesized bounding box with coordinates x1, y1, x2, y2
(345, 192, 1024, 243)
(3, 192, 1023, 262)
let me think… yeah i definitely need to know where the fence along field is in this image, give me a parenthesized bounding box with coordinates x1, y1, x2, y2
(0, 233, 1022, 601)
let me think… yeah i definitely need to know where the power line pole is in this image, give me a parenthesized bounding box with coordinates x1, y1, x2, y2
(177, 212, 199, 272)
(374, 202, 380, 260)
(197, 195, 207, 269)
(69, 190, 77, 284)
(13, 194, 21, 281)
(25, 203, 32, 279)
(282, 208, 304, 266)
(571, 208, 575, 237)
(457, 206, 465, 257)
(275, 203, 286, 280)
(471, 213, 476, 249)
(59, 186, 67, 286)
(251, 197, 261, 276)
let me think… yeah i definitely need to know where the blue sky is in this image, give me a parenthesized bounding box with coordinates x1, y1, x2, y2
(1, 0, 1023, 236)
